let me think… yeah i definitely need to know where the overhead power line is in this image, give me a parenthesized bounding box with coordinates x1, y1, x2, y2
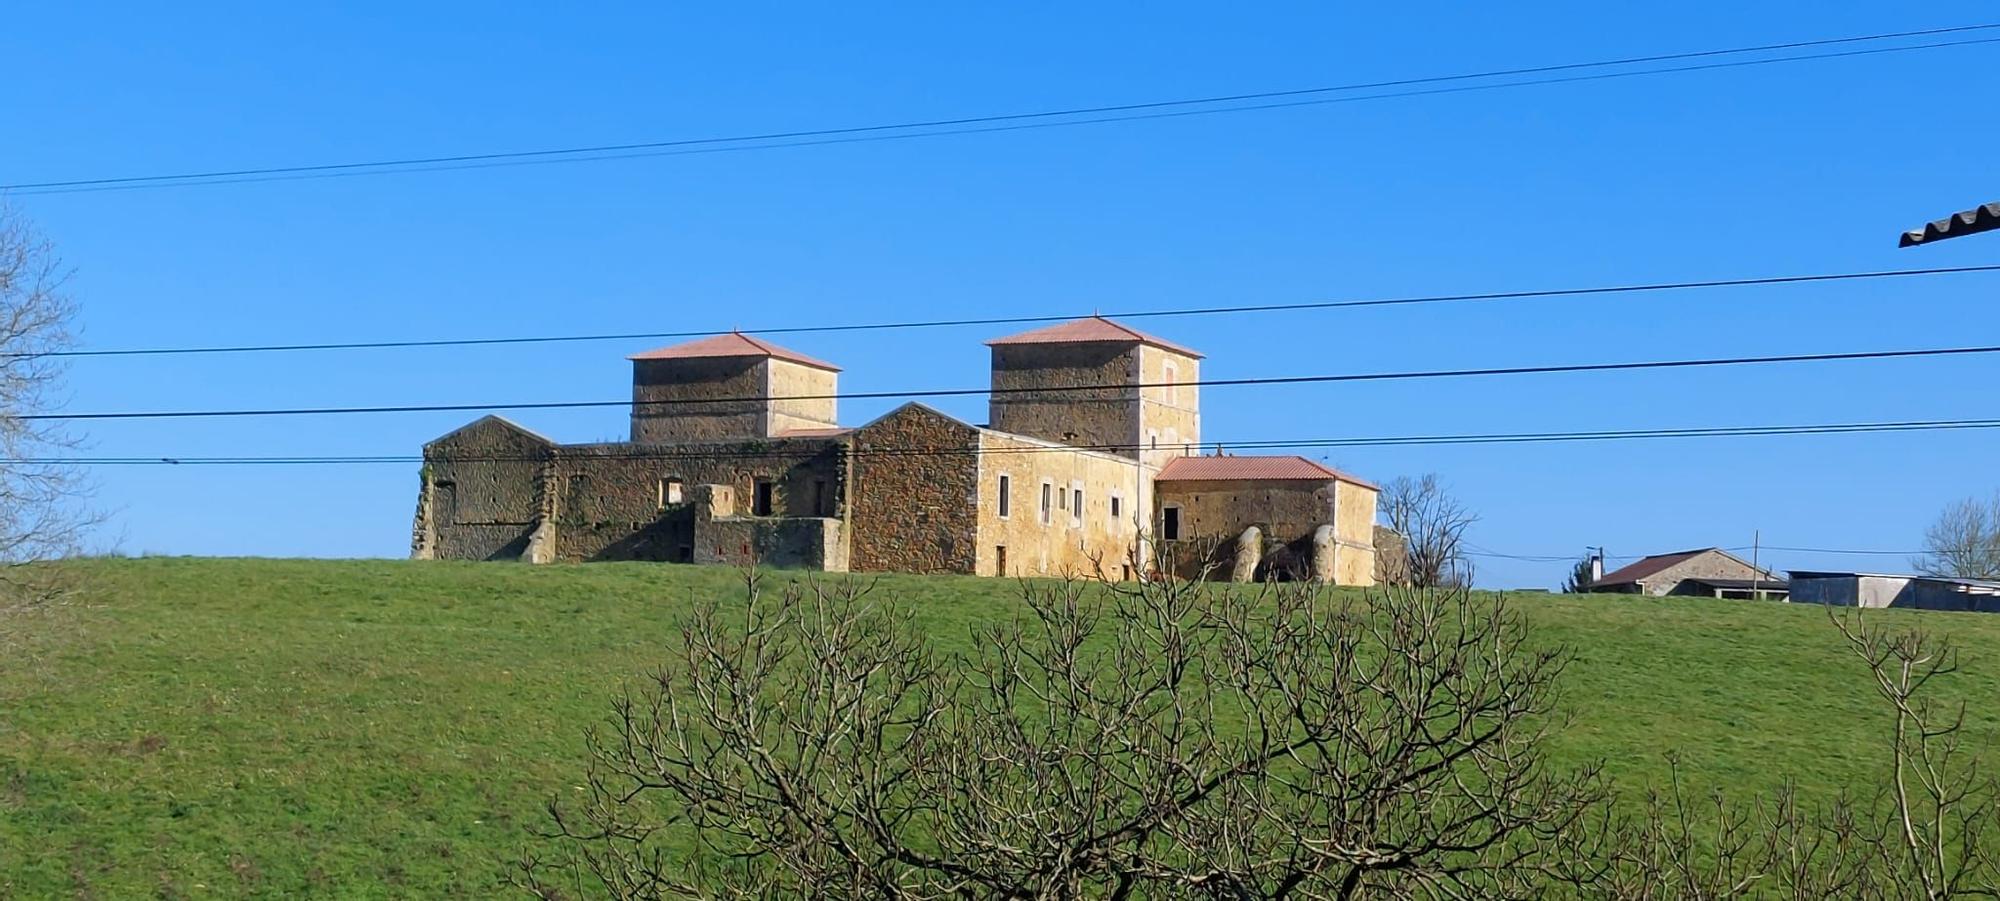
(29, 261, 2000, 360)
(6, 25, 1997, 196)
(29, 341, 2000, 422)
(39, 414, 2000, 464)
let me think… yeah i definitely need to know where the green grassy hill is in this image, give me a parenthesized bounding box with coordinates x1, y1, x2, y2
(4, 558, 1999, 897)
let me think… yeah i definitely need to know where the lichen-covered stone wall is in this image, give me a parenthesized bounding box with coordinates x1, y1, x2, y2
(988, 343, 1141, 457)
(848, 404, 981, 574)
(630, 356, 769, 443)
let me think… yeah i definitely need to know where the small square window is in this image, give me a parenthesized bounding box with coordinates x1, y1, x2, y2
(657, 478, 683, 510)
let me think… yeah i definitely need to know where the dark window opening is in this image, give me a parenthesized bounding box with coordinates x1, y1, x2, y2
(1162, 506, 1182, 541)
(998, 474, 1011, 518)
(752, 479, 775, 516)
(1110, 496, 1123, 520)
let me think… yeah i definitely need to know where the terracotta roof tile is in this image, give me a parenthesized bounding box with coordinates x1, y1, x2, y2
(1155, 455, 1376, 488)
(987, 316, 1203, 358)
(628, 332, 841, 371)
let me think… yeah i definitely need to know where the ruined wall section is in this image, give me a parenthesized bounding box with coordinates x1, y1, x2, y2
(974, 431, 1146, 579)
(1136, 345, 1201, 470)
(988, 343, 1141, 457)
(547, 437, 848, 563)
(1154, 478, 1375, 585)
(848, 404, 981, 574)
(419, 417, 556, 561)
(630, 356, 768, 444)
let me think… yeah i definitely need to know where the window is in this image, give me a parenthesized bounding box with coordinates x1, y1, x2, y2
(812, 479, 830, 516)
(1149, 430, 1159, 451)
(1109, 494, 1122, 522)
(1163, 361, 1177, 404)
(657, 477, 683, 510)
(1162, 506, 1182, 541)
(997, 474, 1011, 519)
(752, 479, 775, 516)
(1039, 481, 1053, 525)
(1071, 488, 1083, 527)
(1058, 486, 1067, 511)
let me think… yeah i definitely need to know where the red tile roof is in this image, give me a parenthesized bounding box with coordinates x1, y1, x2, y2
(628, 332, 841, 371)
(1155, 455, 1376, 488)
(987, 316, 1203, 358)
(1589, 547, 1772, 588)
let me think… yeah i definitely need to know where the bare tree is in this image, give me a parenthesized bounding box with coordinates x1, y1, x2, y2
(1379, 474, 1477, 589)
(518, 570, 1606, 898)
(0, 204, 88, 614)
(1916, 493, 2000, 581)
(1579, 610, 2000, 900)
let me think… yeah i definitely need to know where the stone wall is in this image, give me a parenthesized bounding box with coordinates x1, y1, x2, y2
(1640, 552, 1774, 597)
(974, 430, 1148, 579)
(988, 343, 1141, 457)
(848, 404, 981, 574)
(1153, 477, 1377, 586)
(691, 483, 847, 569)
(419, 417, 555, 560)
(1136, 345, 1201, 469)
(1331, 481, 1379, 587)
(630, 356, 769, 443)
(546, 437, 848, 562)
(764, 359, 840, 436)
(1372, 526, 1408, 585)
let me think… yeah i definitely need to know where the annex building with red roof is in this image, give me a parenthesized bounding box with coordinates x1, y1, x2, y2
(412, 317, 1385, 585)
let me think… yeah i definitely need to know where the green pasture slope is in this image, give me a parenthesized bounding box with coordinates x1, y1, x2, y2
(4, 557, 1999, 897)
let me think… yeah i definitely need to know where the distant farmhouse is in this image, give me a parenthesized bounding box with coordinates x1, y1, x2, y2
(1589, 547, 1787, 599)
(1789, 572, 2000, 613)
(410, 317, 1385, 584)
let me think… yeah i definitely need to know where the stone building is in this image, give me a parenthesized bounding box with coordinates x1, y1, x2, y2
(410, 317, 1382, 584)
(1588, 547, 1783, 598)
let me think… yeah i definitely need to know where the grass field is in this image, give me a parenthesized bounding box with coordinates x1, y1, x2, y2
(4, 558, 2000, 897)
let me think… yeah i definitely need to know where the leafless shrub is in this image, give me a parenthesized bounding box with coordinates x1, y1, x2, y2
(518, 570, 1602, 898)
(1579, 610, 2000, 900)
(1379, 474, 1476, 589)
(1916, 493, 2000, 581)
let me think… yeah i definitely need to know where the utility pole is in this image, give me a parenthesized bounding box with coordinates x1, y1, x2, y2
(1749, 530, 1761, 600)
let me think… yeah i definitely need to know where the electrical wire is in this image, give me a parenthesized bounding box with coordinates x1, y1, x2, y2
(6, 25, 1995, 195)
(27, 261, 2000, 359)
(30, 342, 2000, 421)
(42, 413, 2000, 465)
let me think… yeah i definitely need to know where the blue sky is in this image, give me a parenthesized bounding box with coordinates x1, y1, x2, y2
(2, 3, 1996, 587)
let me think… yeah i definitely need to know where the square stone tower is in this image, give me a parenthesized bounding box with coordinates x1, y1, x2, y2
(985, 316, 1201, 468)
(628, 332, 841, 443)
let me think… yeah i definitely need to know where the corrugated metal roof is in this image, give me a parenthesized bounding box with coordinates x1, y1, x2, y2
(628, 332, 841, 371)
(1901, 201, 2000, 247)
(986, 316, 1204, 358)
(1155, 454, 1375, 487)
